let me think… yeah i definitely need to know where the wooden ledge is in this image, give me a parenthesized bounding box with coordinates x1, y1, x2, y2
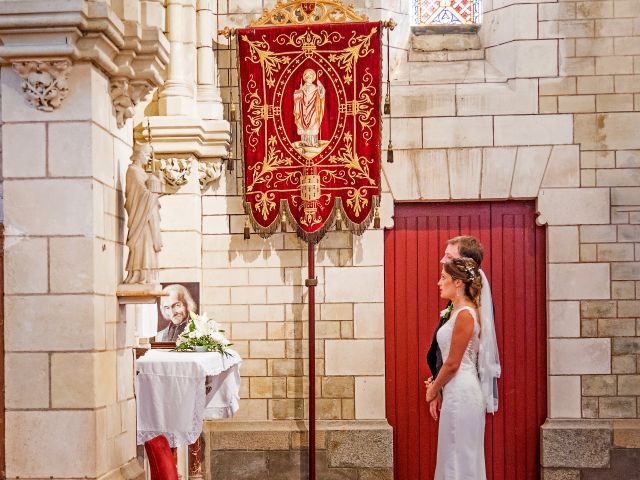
(116, 284, 168, 304)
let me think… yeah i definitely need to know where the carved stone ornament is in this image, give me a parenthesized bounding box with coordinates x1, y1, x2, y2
(12, 59, 72, 112)
(198, 161, 224, 190)
(160, 157, 194, 188)
(110, 79, 154, 128)
(250, 0, 368, 27)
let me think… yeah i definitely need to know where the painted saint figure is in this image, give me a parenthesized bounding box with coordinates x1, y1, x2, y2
(293, 68, 325, 147)
(124, 143, 163, 284)
(156, 284, 197, 342)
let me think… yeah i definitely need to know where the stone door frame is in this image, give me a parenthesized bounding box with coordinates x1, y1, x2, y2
(380, 146, 611, 419)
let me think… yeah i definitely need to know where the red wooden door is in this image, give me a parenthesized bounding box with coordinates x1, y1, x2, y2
(385, 201, 546, 480)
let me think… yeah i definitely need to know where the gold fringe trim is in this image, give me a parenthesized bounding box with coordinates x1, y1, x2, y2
(245, 195, 380, 244)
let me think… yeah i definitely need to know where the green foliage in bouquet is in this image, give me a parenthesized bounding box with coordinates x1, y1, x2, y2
(174, 311, 233, 355)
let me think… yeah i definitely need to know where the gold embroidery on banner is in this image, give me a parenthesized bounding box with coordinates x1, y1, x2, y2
(242, 36, 291, 87)
(335, 69, 375, 145)
(346, 186, 369, 217)
(275, 30, 343, 53)
(239, 16, 382, 237)
(319, 168, 349, 185)
(248, 135, 293, 192)
(244, 76, 265, 151)
(327, 132, 375, 185)
(273, 50, 348, 165)
(274, 170, 301, 188)
(301, 204, 322, 227)
(356, 68, 376, 144)
(327, 27, 377, 84)
(255, 191, 277, 220)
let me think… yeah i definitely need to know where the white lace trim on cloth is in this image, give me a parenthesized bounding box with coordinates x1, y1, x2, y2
(136, 350, 242, 448)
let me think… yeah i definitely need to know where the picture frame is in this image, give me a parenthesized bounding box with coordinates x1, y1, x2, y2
(151, 282, 200, 345)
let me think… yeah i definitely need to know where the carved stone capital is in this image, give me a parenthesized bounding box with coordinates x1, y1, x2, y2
(110, 78, 154, 128)
(12, 59, 72, 112)
(0, 1, 169, 116)
(159, 157, 195, 188)
(135, 116, 231, 160)
(198, 160, 224, 191)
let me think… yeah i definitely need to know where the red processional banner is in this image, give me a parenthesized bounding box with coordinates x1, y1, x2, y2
(237, 21, 382, 243)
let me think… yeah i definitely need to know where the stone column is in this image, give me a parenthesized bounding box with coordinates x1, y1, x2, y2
(196, 0, 224, 120)
(141, 0, 230, 164)
(160, 0, 197, 116)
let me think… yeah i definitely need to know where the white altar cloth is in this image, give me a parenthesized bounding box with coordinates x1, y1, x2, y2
(136, 349, 242, 447)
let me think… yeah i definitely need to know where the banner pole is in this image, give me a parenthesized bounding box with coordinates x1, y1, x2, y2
(306, 241, 317, 480)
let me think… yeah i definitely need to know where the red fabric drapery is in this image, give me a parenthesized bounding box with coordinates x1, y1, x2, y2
(238, 21, 382, 242)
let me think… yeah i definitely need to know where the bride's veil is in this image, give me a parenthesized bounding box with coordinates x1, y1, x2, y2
(478, 270, 501, 414)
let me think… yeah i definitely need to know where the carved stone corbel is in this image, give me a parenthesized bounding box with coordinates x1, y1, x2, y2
(159, 157, 194, 188)
(198, 160, 224, 191)
(110, 78, 154, 128)
(12, 59, 72, 112)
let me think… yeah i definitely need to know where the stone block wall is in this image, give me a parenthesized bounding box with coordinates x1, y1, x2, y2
(534, 0, 640, 423)
(209, 0, 399, 425)
(204, 420, 393, 480)
(0, 0, 171, 477)
(200, 0, 640, 476)
(541, 419, 640, 479)
(2, 62, 138, 479)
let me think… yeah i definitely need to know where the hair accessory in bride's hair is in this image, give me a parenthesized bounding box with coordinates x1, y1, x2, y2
(464, 264, 476, 281)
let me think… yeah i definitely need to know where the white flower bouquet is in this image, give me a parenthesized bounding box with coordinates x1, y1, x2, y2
(175, 312, 232, 355)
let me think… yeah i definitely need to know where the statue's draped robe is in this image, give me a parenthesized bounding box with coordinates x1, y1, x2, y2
(125, 164, 162, 280)
(293, 80, 325, 146)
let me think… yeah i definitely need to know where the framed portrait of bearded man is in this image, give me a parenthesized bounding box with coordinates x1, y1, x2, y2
(153, 282, 200, 344)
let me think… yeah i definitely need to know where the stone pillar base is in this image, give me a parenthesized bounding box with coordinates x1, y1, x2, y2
(541, 419, 640, 479)
(203, 420, 393, 480)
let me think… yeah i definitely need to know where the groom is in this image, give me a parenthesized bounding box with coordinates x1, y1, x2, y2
(426, 235, 485, 379)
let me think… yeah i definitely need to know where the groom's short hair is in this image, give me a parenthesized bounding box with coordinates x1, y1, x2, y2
(448, 236, 484, 267)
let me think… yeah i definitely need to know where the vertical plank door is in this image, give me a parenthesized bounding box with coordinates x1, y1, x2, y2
(385, 201, 546, 480)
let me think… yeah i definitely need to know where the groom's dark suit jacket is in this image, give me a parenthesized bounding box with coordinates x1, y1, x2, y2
(426, 300, 452, 378)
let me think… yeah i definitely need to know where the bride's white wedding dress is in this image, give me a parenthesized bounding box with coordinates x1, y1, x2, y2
(435, 306, 486, 480)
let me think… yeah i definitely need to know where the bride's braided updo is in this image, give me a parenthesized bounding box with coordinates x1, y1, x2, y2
(444, 257, 483, 307)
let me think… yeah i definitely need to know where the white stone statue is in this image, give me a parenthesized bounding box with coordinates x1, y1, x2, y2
(124, 143, 163, 284)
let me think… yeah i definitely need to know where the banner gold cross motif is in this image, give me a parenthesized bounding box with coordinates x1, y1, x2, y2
(237, 19, 383, 243)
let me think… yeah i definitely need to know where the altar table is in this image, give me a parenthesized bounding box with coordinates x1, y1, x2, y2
(136, 349, 242, 448)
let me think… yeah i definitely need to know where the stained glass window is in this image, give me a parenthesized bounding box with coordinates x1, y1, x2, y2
(413, 0, 481, 26)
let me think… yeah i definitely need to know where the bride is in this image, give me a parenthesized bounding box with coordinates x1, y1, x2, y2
(425, 257, 499, 480)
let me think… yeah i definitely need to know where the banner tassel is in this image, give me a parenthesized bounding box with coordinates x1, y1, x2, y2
(230, 103, 237, 122)
(243, 216, 251, 240)
(281, 211, 287, 232)
(374, 207, 381, 229)
(335, 208, 342, 231)
(385, 27, 393, 163)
